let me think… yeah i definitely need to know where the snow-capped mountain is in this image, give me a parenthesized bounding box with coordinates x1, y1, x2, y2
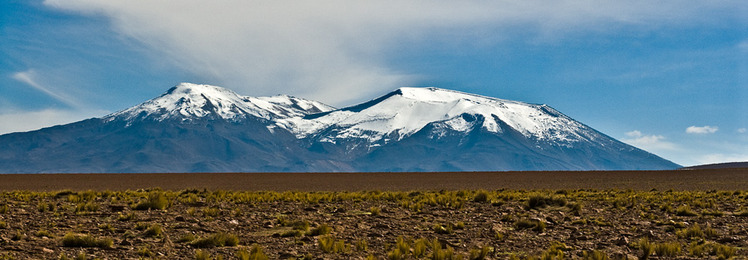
(106, 83, 335, 123)
(282, 87, 601, 147)
(0, 83, 681, 173)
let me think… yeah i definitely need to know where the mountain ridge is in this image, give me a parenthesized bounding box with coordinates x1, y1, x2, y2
(0, 83, 681, 173)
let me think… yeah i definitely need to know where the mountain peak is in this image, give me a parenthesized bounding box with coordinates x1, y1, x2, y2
(105, 83, 334, 124)
(165, 82, 238, 97)
(395, 87, 515, 105)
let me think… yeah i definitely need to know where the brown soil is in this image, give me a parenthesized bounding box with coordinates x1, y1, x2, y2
(0, 168, 747, 191)
(0, 169, 746, 259)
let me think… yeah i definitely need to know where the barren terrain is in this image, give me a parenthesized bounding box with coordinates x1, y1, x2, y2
(1, 168, 747, 191)
(0, 169, 746, 259)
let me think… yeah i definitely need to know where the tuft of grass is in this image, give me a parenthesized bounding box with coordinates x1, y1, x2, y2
(237, 245, 269, 260)
(637, 238, 654, 260)
(202, 207, 221, 217)
(675, 205, 698, 216)
(395, 236, 410, 258)
(61, 233, 113, 248)
(468, 246, 490, 260)
(430, 239, 456, 260)
(355, 239, 368, 252)
(280, 230, 304, 237)
(369, 206, 381, 216)
(194, 249, 211, 260)
(734, 208, 748, 216)
(432, 223, 453, 234)
(318, 236, 348, 253)
(133, 192, 168, 210)
(142, 223, 163, 238)
(35, 229, 54, 238)
(307, 223, 331, 236)
(137, 245, 154, 257)
(117, 212, 136, 221)
(527, 195, 566, 210)
(387, 248, 405, 260)
(582, 250, 608, 260)
(177, 233, 196, 243)
(514, 218, 546, 232)
(413, 238, 428, 258)
(713, 243, 736, 259)
(290, 220, 310, 231)
(190, 232, 239, 248)
(654, 242, 681, 257)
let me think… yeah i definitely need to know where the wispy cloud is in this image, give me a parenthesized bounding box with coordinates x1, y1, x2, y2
(686, 125, 719, 134)
(11, 69, 81, 109)
(622, 130, 677, 151)
(738, 128, 747, 134)
(42, 0, 741, 105)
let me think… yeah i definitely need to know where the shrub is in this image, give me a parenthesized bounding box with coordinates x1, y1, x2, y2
(133, 192, 168, 210)
(473, 191, 489, 203)
(61, 233, 113, 248)
(190, 232, 239, 248)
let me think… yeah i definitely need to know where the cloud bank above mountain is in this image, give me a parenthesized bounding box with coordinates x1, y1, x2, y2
(43, 0, 738, 105)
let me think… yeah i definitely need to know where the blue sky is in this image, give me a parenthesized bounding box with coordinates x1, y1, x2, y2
(1, 0, 746, 166)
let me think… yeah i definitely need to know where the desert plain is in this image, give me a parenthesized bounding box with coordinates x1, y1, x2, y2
(0, 168, 746, 259)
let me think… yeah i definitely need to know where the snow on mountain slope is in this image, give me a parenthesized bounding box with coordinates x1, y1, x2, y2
(105, 83, 335, 124)
(281, 87, 593, 145)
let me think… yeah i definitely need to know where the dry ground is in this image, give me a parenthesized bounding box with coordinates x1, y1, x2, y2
(0, 168, 747, 191)
(0, 169, 746, 259)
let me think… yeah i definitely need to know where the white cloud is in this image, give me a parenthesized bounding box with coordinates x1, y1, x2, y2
(696, 153, 748, 165)
(622, 130, 677, 151)
(0, 109, 109, 135)
(686, 125, 719, 134)
(11, 70, 81, 108)
(42, 0, 740, 105)
(738, 128, 747, 133)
